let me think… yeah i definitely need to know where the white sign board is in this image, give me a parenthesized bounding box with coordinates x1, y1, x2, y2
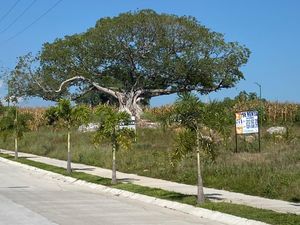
(119, 116, 136, 130)
(235, 111, 258, 134)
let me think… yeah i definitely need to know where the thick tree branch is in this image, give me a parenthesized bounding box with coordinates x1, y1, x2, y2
(90, 80, 120, 99)
(147, 88, 178, 97)
(57, 76, 85, 93)
(34, 75, 120, 99)
(145, 80, 225, 97)
(133, 90, 142, 103)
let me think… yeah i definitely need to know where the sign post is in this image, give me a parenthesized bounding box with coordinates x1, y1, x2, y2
(235, 111, 260, 152)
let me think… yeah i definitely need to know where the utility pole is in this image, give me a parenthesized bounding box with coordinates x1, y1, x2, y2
(254, 82, 262, 102)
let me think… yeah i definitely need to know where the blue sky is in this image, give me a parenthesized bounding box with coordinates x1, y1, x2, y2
(0, 0, 299, 107)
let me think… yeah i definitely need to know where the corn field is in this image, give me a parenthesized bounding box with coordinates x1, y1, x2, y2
(17, 100, 300, 130)
(19, 107, 46, 131)
(147, 101, 300, 125)
(233, 100, 300, 123)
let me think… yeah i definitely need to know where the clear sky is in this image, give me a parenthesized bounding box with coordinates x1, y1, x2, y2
(0, 0, 299, 107)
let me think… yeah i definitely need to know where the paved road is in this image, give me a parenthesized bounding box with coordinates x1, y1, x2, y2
(0, 160, 226, 225)
(1, 149, 298, 215)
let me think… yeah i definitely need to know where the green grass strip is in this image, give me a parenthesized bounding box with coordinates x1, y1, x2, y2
(0, 153, 299, 225)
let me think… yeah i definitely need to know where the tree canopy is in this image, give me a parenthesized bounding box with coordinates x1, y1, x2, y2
(0, 106, 32, 141)
(8, 9, 250, 118)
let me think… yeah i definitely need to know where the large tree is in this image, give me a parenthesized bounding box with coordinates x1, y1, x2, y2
(8, 10, 250, 118)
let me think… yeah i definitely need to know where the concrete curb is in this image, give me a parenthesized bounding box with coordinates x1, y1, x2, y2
(0, 156, 269, 225)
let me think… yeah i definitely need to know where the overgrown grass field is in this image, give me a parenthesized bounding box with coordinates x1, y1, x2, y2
(0, 125, 299, 202)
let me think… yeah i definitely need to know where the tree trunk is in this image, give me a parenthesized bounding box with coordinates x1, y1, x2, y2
(117, 91, 143, 119)
(196, 126, 205, 204)
(67, 130, 72, 174)
(14, 137, 18, 160)
(112, 141, 117, 184)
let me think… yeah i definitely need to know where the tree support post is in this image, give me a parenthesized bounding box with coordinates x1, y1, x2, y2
(14, 137, 18, 160)
(67, 130, 72, 174)
(112, 142, 117, 184)
(196, 126, 205, 204)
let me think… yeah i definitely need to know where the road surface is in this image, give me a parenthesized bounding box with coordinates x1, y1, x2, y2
(0, 160, 226, 225)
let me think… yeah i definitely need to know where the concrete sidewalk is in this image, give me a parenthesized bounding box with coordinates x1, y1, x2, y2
(1, 149, 299, 215)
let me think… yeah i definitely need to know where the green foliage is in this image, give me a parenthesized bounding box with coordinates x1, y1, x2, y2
(146, 93, 232, 161)
(147, 95, 233, 140)
(235, 91, 259, 101)
(71, 104, 91, 126)
(75, 91, 118, 107)
(44, 106, 59, 125)
(0, 106, 32, 141)
(142, 106, 175, 129)
(44, 99, 91, 128)
(0, 105, 5, 116)
(57, 99, 72, 123)
(93, 105, 135, 151)
(202, 202, 300, 225)
(174, 93, 205, 129)
(204, 100, 234, 139)
(8, 10, 250, 109)
(172, 93, 223, 161)
(171, 128, 195, 163)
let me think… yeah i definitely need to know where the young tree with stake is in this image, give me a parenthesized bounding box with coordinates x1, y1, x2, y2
(94, 105, 135, 184)
(172, 93, 221, 204)
(44, 99, 90, 173)
(0, 105, 32, 159)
